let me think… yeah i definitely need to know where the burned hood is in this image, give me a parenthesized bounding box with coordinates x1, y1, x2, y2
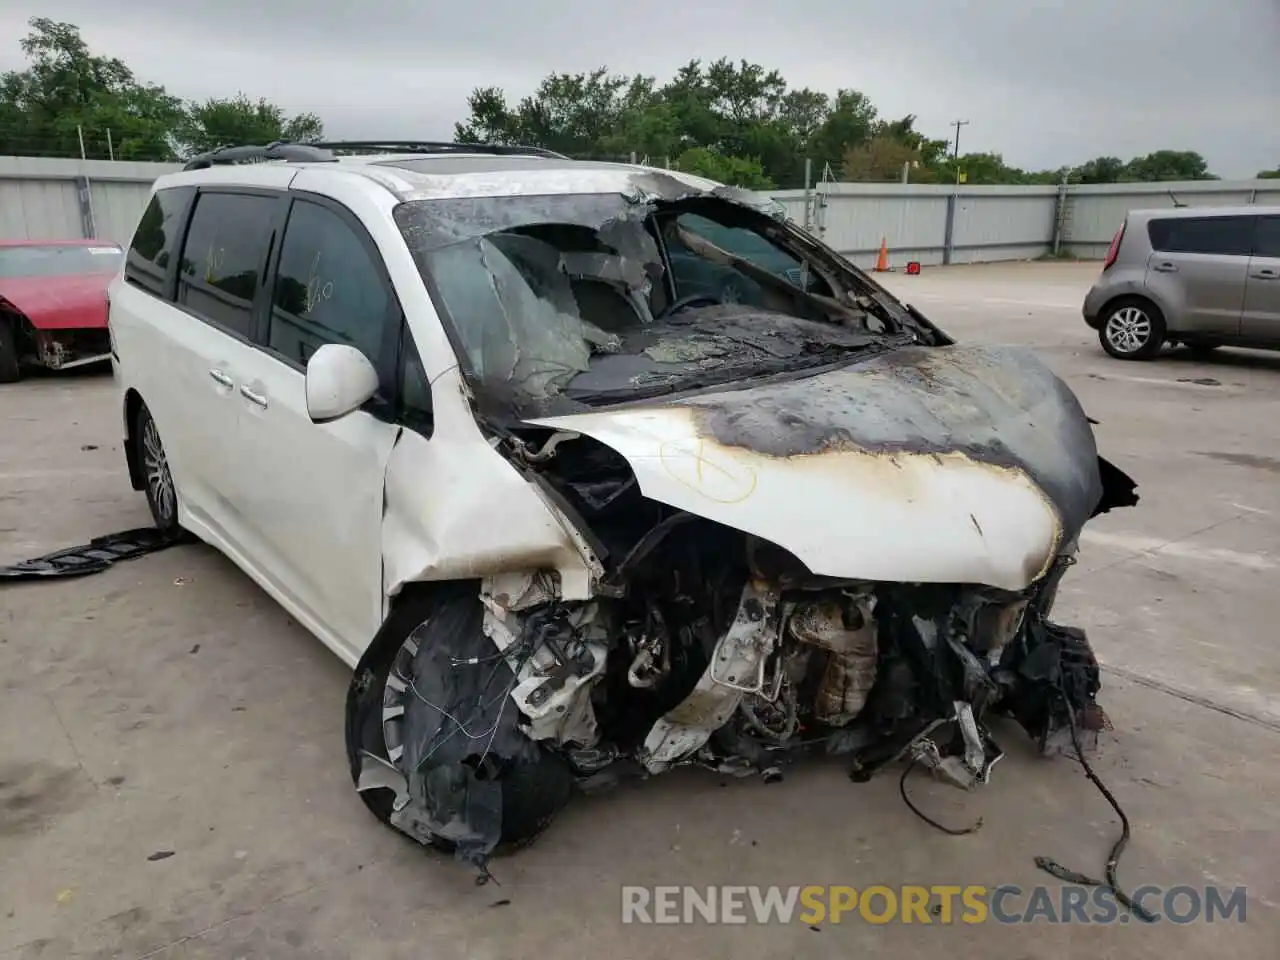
(530, 343, 1112, 592)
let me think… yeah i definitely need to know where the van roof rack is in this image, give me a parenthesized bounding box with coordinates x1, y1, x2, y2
(314, 140, 569, 159)
(181, 140, 569, 171)
(182, 141, 336, 170)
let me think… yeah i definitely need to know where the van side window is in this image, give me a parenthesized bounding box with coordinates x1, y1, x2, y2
(1254, 217, 1280, 259)
(397, 323, 434, 436)
(177, 192, 277, 337)
(268, 199, 393, 373)
(665, 213, 834, 304)
(1147, 216, 1254, 257)
(125, 186, 193, 297)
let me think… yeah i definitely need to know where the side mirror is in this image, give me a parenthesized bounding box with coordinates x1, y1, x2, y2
(305, 344, 379, 422)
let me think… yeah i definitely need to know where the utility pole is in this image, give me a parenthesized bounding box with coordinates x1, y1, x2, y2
(949, 119, 969, 159)
(943, 120, 969, 264)
(803, 158, 813, 230)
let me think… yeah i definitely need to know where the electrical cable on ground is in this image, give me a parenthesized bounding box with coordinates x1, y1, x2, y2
(899, 757, 983, 836)
(897, 682, 1154, 923)
(1032, 682, 1156, 923)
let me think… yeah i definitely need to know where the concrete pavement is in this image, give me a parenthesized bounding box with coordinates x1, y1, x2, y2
(2, 262, 1278, 959)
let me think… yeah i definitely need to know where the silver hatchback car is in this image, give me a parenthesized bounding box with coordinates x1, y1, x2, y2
(1083, 206, 1280, 360)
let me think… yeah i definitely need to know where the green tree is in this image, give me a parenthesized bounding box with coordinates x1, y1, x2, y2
(807, 89, 878, 177)
(1072, 156, 1126, 184)
(453, 86, 520, 144)
(451, 61, 1226, 189)
(674, 147, 774, 189)
(1259, 167, 1280, 180)
(455, 68, 643, 159)
(1121, 150, 1215, 182)
(0, 17, 183, 159)
(842, 135, 923, 182)
(877, 114, 949, 167)
(176, 93, 323, 157)
(933, 152, 1045, 185)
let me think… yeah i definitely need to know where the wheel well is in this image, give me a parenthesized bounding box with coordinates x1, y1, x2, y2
(347, 578, 477, 784)
(1099, 294, 1165, 327)
(360, 580, 476, 669)
(0, 303, 35, 349)
(124, 389, 146, 491)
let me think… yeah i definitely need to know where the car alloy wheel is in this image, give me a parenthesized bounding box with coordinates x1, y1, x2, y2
(141, 416, 176, 526)
(1104, 306, 1152, 355)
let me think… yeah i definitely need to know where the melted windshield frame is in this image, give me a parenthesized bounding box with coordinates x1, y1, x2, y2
(393, 191, 912, 416)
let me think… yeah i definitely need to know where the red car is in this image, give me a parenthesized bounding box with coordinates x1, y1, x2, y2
(0, 239, 124, 382)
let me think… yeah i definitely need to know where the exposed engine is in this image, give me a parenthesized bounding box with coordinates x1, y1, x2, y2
(479, 431, 1101, 784)
(365, 429, 1123, 870)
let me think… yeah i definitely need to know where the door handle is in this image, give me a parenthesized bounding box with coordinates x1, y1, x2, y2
(1152, 262, 1179, 273)
(240, 386, 268, 409)
(209, 368, 233, 388)
(1250, 269, 1279, 280)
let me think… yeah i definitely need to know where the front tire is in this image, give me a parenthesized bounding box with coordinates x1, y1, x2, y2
(1099, 298, 1166, 360)
(346, 586, 575, 855)
(134, 403, 180, 533)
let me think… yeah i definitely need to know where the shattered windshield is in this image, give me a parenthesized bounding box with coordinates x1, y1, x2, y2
(394, 191, 894, 412)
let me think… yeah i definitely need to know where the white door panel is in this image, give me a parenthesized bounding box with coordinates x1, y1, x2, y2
(112, 281, 244, 538)
(227, 350, 399, 662)
(219, 192, 405, 659)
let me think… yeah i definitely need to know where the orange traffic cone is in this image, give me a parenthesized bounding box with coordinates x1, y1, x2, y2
(874, 237, 890, 272)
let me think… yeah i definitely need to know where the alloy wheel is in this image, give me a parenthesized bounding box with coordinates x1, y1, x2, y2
(1104, 306, 1152, 355)
(141, 417, 176, 524)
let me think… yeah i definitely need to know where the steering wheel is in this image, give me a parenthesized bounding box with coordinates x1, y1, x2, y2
(656, 292, 721, 320)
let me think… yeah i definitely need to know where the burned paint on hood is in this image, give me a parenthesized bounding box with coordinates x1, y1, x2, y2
(676, 343, 1106, 547)
(530, 342, 1128, 590)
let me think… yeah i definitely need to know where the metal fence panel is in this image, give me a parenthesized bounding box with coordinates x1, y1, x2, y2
(0, 156, 181, 243)
(0, 176, 82, 241)
(1065, 181, 1280, 258)
(948, 188, 1059, 264)
(801, 184, 953, 267)
(88, 179, 158, 246)
(3, 156, 1278, 271)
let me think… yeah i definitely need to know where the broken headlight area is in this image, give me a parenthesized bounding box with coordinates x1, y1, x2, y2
(355, 446, 1108, 870)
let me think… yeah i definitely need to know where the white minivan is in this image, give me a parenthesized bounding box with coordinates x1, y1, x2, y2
(109, 142, 1138, 870)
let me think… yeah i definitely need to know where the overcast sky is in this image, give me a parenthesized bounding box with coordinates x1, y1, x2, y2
(2, 0, 1276, 176)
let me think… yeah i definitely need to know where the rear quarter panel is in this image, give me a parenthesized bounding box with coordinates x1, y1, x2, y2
(1084, 263, 1151, 325)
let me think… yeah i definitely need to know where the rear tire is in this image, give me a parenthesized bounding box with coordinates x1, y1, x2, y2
(133, 403, 180, 533)
(1099, 298, 1166, 360)
(0, 319, 20, 383)
(346, 586, 575, 854)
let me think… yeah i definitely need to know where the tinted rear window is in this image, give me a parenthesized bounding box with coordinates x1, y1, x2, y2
(126, 187, 194, 296)
(0, 245, 122, 278)
(176, 192, 278, 338)
(1147, 216, 1254, 256)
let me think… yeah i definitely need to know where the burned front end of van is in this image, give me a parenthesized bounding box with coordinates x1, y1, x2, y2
(349, 176, 1139, 869)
